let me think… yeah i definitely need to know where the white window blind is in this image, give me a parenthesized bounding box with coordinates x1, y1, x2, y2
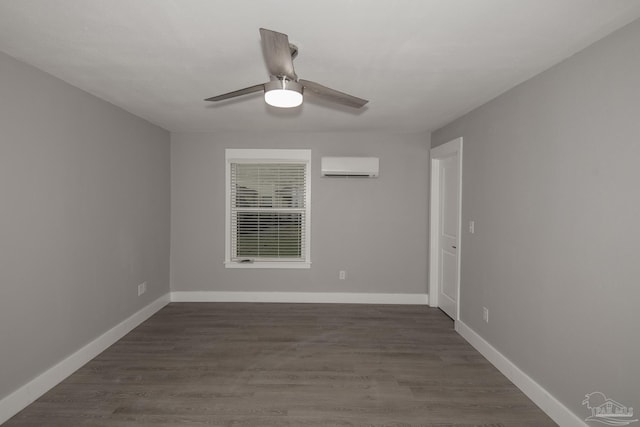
(225, 149, 311, 268)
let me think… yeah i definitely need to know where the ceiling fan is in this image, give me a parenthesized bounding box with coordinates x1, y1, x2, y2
(205, 28, 368, 109)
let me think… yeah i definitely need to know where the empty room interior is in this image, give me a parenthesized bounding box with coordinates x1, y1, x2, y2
(1, 2, 639, 426)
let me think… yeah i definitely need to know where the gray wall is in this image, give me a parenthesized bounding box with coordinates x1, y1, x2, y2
(171, 131, 429, 295)
(432, 20, 640, 419)
(0, 52, 171, 400)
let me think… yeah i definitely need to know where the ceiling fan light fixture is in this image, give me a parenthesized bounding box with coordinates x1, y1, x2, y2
(264, 79, 303, 108)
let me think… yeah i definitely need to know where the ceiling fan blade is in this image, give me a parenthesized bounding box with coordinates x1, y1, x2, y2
(299, 79, 368, 108)
(259, 28, 297, 80)
(204, 83, 266, 102)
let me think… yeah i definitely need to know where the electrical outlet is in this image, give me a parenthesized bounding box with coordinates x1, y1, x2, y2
(339, 270, 346, 280)
(482, 306, 489, 323)
(469, 220, 475, 234)
(138, 282, 147, 296)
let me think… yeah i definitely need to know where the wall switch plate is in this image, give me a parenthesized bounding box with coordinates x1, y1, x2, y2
(482, 306, 489, 323)
(469, 220, 475, 234)
(339, 270, 346, 280)
(138, 282, 147, 296)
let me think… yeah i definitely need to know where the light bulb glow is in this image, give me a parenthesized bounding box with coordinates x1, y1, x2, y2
(264, 80, 303, 108)
(265, 89, 303, 108)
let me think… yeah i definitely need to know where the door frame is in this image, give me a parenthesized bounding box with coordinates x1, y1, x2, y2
(429, 137, 463, 320)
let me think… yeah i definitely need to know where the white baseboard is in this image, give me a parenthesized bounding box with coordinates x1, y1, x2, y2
(171, 291, 429, 305)
(455, 320, 586, 427)
(0, 293, 171, 425)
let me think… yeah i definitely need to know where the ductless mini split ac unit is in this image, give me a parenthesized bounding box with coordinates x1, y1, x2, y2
(320, 157, 379, 178)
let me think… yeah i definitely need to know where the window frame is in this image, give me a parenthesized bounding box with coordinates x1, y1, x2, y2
(225, 149, 311, 269)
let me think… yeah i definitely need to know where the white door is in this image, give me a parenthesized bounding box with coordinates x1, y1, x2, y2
(429, 138, 462, 320)
(437, 154, 459, 319)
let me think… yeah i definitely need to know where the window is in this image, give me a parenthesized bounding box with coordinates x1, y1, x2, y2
(225, 149, 311, 268)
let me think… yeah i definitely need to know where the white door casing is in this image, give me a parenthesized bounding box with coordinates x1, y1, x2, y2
(429, 137, 462, 320)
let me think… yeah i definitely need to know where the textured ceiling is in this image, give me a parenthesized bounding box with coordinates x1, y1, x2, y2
(1, 0, 639, 133)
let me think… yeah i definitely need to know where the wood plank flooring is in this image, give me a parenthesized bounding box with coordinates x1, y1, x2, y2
(5, 303, 557, 426)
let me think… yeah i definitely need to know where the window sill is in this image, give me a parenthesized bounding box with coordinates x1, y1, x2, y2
(224, 261, 311, 269)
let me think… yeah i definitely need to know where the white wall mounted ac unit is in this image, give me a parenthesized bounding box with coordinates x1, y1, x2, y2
(321, 157, 379, 178)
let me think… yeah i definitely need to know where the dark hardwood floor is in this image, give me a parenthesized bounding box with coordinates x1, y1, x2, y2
(5, 303, 557, 426)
